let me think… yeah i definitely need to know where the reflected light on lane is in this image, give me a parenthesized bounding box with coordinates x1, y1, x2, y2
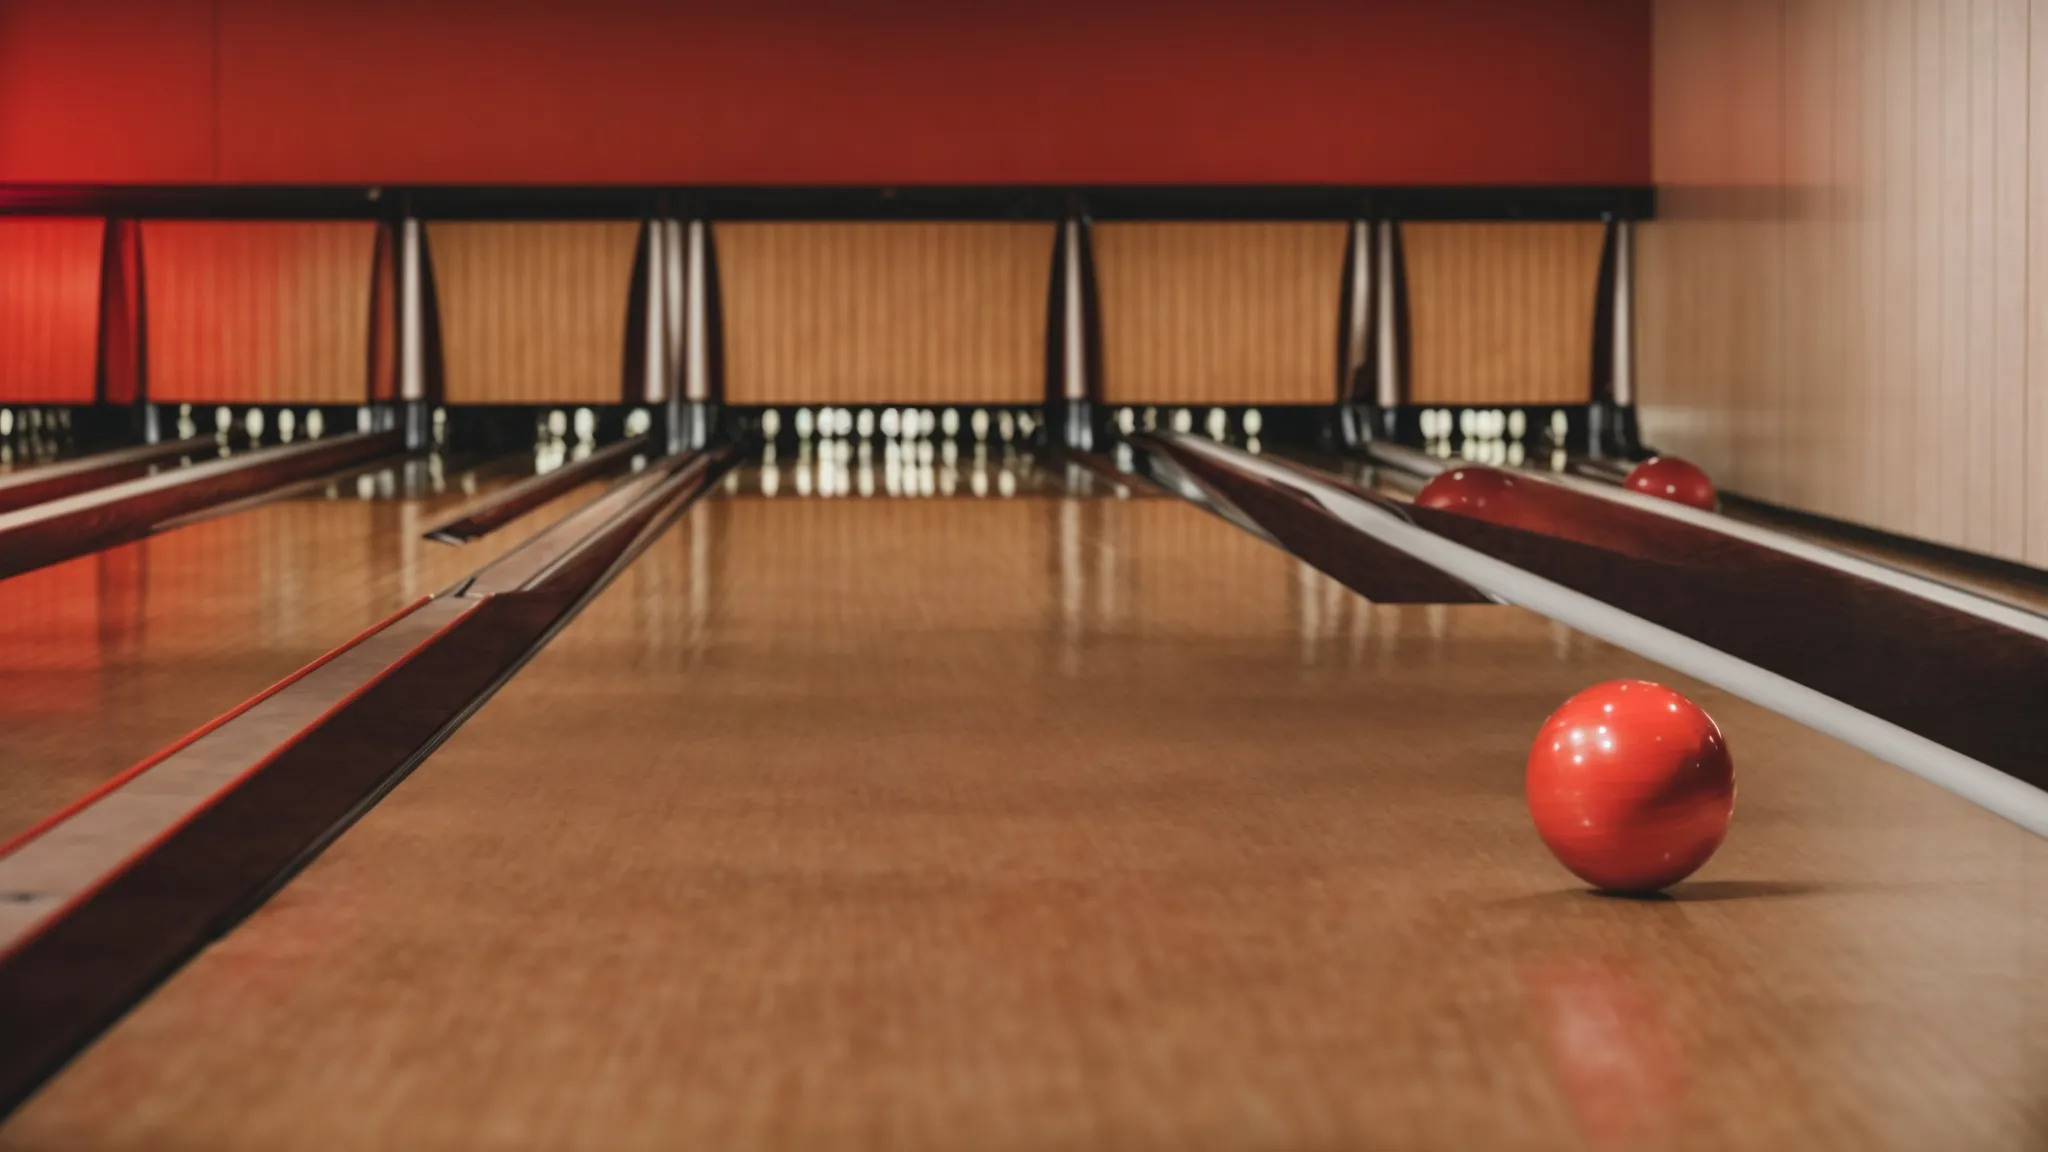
(1524, 956, 1689, 1152)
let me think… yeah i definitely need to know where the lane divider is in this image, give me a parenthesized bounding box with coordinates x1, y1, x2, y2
(0, 431, 402, 583)
(1138, 438, 1487, 605)
(0, 435, 223, 516)
(1537, 465, 2048, 638)
(0, 442, 741, 1118)
(1173, 433, 2048, 840)
(0, 596, 435, 861)
(424, 433, 652, 545)
(0, 598, 480, 956)
(1369, 440, 2048, 639)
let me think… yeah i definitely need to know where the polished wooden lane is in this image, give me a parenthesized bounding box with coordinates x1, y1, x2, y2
(720, 445, 1067, 500)
(0, 456, 607, 845)
(5, 491, 2042, 1149)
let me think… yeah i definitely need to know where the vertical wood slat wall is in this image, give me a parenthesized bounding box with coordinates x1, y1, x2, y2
(0, 218, 106, 404)
(7, 215, 1623, 418)
(716, 222, 1055, 407)
(1093, 223, 1348, 406)
(1641, 0, 2043, 564)
(427, 221, 641, 405)
(1401, 222, 1607, 407)
(142, 222, 380, 404)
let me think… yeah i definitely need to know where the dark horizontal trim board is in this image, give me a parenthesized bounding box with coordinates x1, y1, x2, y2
(0, 185, 1656, 222)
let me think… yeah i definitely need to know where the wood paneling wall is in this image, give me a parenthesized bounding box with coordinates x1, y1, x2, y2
(0, 219, 105, 404)
(143, 221, 379, 405)
(1094, 223, 1347, 406)
(717, 222, 1053, 407)
(427, 222, 640, 405)
(1641, 0, 2042, 563)
(1402, 223, 1606, 407)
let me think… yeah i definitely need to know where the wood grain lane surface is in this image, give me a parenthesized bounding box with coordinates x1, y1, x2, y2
(0, 438, 221, 516)
(1045, 449, 1165, 500)
(1276, 456, 2048, 795)
(7, 495, 2040, 1148)
(1139, 436, 1485, 605)
(0, 432, 401, 582)
(719, 452, 1067, 501)
(425, 435, 652, 544)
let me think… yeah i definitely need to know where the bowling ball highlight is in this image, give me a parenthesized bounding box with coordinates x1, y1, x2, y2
(1526, 680, 1734, 894)
(1624, 456, 1718, 511)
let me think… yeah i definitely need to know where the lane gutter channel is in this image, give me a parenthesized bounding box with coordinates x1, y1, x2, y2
(0, 444, 742, 1119)
(1158, 433, 2048, 841)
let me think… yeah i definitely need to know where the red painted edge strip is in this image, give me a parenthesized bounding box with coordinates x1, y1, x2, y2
(0, 594, 437, 859)
(0, 596, 483, 962)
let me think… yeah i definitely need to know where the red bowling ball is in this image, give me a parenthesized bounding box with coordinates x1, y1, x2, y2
(1416, 465, 1580, 540)
(1416, 465, 1526, 518)
(1624, 455, 1718, 511)
(1526, 680, 1735, 894)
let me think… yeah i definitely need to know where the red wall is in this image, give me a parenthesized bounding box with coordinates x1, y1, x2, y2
(0, 1, 217, 184)
(1, 0, 1650, 186)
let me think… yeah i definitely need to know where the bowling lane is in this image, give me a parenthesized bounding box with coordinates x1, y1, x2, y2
(719, 442, 1066, 499)
(8, 491, 2044, 1150)
(0, 453, 608, 844)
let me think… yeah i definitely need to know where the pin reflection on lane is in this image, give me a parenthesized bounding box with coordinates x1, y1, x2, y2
(727, 442, 1040, 500)
(0, 406, 77, 470)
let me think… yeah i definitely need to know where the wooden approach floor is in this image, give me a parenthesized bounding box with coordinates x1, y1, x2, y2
(2, 478, 2044, 1150)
